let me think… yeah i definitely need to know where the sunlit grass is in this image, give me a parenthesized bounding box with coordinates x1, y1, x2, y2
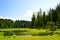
(0, 35, 60, 40)
(0, 28, 60, 40)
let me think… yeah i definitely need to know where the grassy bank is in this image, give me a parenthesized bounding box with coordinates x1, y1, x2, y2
(0, 35, 60, 40)
(0, 28, 60, 40)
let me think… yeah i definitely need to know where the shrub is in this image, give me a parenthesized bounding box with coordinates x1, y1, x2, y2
(47, 21, 57, 34)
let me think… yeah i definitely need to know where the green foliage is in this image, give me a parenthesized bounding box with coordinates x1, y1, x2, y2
(47, 8, 53, 21)
(31, 13, 36, 28)
(0, 19, 13, 28)
(35, 9, 43, 28)
(47, 21, 57, 34)
(56, 3, 60, 25)
(14, 20, 31, 28)
(43, 11, 46, 25)
(31, 3, 60, 29)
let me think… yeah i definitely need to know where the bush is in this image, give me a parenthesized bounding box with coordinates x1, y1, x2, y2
(38, 32, 53, 36)
(4, 31, 13, 36)
(47, 21, 57, 34)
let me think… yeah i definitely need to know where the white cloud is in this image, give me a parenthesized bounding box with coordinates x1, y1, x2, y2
(5, 17, 21, 21)
(22, 9, 34, 21)
(23, 10, 33, 17)
(0, 10, 34, 21)
(0, 16, 21, 21)
(5, 17, 16, 20)
(0, 16, 5, 19)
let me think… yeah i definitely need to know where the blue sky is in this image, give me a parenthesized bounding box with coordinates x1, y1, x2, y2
(0, 0, 60, 21)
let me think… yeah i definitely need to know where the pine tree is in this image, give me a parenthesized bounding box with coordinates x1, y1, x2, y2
(56, 3, 60, 25)
(31, 12, 36, 28)
(48, 8, 53, 21)
(35, 9, 42, 28)
(43, 11, 46, 25)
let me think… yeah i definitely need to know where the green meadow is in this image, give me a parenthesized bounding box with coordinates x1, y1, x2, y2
(0, 28, 60, 40)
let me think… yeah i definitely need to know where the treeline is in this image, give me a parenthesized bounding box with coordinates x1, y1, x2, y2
(31, 3, 60, 29)
(0, 19, 31, 28)
(0, 3, 60, 29)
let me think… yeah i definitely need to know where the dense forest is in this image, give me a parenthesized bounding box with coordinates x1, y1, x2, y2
(0, 3, 60, 30)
